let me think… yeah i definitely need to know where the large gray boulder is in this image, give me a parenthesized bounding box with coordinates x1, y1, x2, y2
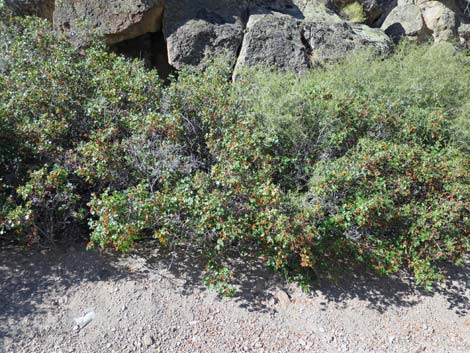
(4, 0, 54, 20)
(162, 0, 249, 69)
(418, 0, 458, 42)
(304, 22, 391, 63)
(234, 12, 310, 73)
(234, 10, 391, 75)
(381, 3, 428, 42)
(53, 0, 164, 46)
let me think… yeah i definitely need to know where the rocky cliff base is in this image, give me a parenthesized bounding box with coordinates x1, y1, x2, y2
(5, 0, 470, 76)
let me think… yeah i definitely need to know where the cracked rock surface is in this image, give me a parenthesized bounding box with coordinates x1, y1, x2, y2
(162, 0, 249, 69)
(6, 0, 470, 72)
(164, 0, 392, 73)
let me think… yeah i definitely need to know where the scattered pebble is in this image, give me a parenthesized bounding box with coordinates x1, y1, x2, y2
(275, 289, 291, 308)
(73, 311, 95, 329)
(142, 334, 154, 347)
(2, 246, 469, 353)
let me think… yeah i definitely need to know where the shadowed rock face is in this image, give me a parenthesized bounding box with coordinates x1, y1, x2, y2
(5, 0, 55, 20)
(111, 31, 173, 80)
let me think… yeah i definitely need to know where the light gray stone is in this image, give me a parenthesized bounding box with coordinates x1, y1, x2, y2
(142, 334, 154, 347)
(163, 0, 249, 69)
(419, 0, 458, 42)
(234, 12, 309, 73)
(381, 4, 427, 41)
(73, 310, 96, 329)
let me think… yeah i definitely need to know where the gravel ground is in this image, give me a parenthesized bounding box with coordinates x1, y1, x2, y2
(1, 242, 469, 353)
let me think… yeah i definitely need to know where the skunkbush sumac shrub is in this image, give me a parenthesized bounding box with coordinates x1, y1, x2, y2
(1, 13, 469, 290)
(6, 165, 83, 244)
(0, 15, 162, 242)
(308, 140, 470, 286)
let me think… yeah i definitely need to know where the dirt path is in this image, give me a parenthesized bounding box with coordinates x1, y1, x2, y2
(1, 243, 469, 353)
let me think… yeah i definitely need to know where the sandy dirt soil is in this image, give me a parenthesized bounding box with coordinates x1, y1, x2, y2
(1, 242, 469, 353)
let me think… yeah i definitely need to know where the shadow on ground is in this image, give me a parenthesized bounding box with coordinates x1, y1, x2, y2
(313, 261, 470, 315)
(124, 241, 470, 316)
(0, 243, 129, 344)
(99, 244, 470, 316)
(129, 241, 282, 314)
(1, 241, 469, 344)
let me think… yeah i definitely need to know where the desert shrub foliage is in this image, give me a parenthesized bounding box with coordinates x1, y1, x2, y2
(1, 13, 469, 290)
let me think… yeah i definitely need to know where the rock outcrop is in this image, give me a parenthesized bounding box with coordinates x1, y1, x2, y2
(162, 0, 249, 69)
(53, 0, 164, 46)
(234, 10, 391, 75)
(6, 0, 470, 74)
(164, 0, 391, 74)
(381, 0, 468, 43)
(5, 0, 55, 20)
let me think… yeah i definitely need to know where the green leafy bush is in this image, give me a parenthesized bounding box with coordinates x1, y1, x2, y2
(0, 15, 468, 290)
(0, 15, 162, 241)
(340, 2, 366, 23)
(308, 140, 470, 286)
(8, 165, 83, 244)
(236, 43, 470, 188)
